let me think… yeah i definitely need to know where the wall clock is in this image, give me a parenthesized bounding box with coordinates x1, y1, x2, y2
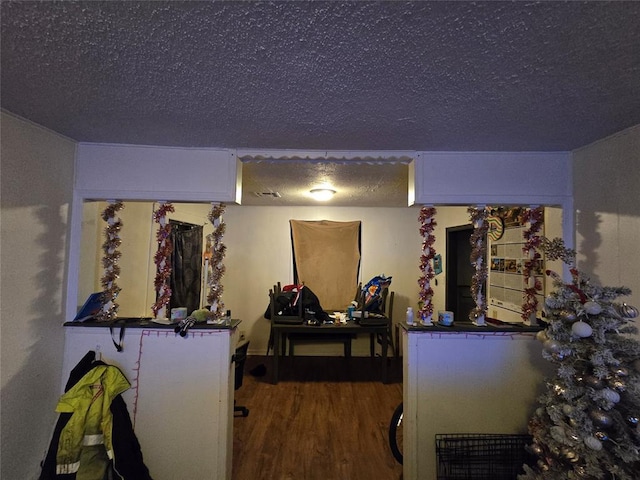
(487, 215, 504, 241)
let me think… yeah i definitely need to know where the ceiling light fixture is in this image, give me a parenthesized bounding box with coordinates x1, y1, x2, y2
(309, 188, 336, 201)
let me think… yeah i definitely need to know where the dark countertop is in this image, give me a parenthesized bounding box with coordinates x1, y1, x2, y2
(64, 318, 241, 329)
(400, 319, 543, 333)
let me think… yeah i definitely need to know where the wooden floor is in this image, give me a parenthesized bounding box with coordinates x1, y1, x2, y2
(232, 355, 403, 480)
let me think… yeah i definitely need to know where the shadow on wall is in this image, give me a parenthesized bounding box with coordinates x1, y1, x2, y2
(0, 204, 67, 478)
(576, 211, 602, 286)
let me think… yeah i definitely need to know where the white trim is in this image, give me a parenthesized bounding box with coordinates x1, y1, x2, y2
(83, 433, 104, 446)
(56, 461, 80, 474)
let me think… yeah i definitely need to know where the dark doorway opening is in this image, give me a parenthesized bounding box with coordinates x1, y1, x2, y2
(445, 224, 477, 321)
(168, 220, 203, 315)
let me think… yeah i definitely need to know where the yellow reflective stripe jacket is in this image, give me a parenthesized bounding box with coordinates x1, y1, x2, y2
(55, 365, 130, 474)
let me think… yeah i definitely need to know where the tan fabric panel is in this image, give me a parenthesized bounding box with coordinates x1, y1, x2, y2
(290, 220, 361, 311)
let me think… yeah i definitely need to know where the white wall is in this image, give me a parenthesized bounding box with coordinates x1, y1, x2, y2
(0, 112, 76, 479)
(403, 331, 554, 480)
(62, 326, 237, 480)
(573, 125, 640, 335)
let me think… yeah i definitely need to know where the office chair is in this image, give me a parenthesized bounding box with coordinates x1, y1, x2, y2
(233, 340, 250, 417)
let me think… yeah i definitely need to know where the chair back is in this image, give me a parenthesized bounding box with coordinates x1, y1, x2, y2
(269, 284, 304, 324)
(383, 290, 395, 321)
(234, 340, 250, 390)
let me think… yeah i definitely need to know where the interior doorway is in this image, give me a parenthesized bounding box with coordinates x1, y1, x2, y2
(445, 224, 476, 321)
(168, 220, 203, 315)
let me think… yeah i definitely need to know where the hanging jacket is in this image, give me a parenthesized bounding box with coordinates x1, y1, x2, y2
(40, 351, 153, 480)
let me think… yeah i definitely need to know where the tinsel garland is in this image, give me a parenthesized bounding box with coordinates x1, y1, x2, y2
(206, 203, 226, 320)
(468, 206, 489, 324)
(521, 207, 544, 323)
(151, 202, 174, 319)
(418, 206, 437, 324)
(96, 201, 124, 322)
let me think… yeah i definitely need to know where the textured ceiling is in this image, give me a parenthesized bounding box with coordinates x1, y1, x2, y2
(2, 1, 640, 206)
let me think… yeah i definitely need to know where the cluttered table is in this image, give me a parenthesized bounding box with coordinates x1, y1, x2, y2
(271, 318, 390, 384)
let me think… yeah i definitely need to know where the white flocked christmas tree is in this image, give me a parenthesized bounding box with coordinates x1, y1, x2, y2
(520, 238, 640, 479)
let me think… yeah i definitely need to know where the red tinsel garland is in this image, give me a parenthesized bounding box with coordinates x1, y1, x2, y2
(206, 203, 226, 320)
(96, 201, 124, 322)
(521, 207, 544, 322)
(418, 206, 437, 324)
(468, 206, 489, 324)
(151, 202, 175, 319)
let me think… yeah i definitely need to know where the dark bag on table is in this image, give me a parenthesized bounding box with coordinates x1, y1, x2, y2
(264, 284, 330, 323)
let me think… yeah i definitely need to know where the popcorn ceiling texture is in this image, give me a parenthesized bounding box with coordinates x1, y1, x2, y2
(2, 1, 639, 152)
(1, 1, 639, 205)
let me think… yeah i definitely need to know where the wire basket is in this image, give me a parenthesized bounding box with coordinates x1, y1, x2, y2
(435, 433, 533, 480)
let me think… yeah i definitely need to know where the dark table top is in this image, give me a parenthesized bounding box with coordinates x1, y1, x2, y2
(271, 320, 388, 332)
(400, 319, 543, 333)
(64, 318, 241, 329)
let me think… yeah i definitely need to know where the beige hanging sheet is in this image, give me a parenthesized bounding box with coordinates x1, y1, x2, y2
(290, 220, 361, 311)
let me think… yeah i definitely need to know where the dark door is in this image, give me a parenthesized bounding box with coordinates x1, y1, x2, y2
(168, 220, 203, 315)
(445, 225, 477, 321)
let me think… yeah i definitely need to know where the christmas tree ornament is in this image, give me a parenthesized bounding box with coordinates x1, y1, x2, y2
(584, 375, 604, 389)
(552, 351, 568, 361)
(584, 301, 602, 315)
(590, 409, 613, 428)
(545, 295, 558, 308)
(574, 465, 588, 477)
(537, 459, 549, 471)
(551, 425, 570, 443)
(560, 309, 577, 322)
(562, 404, 574, 416)
(618, 303, 639, 319)
(531, 443, 543, 455)
(536, 329, 549, 342)
(626, 415, 639, 428)
(561, 446, 579, 462)
(543, 339, 562, 353)
(584, 436, 603, 451)
(594, 431, 609, 441)
(612, 366, 629, 377)
(608, 378, 627, 391)
(571, 320, 593, 338)
(601, 388, 621, 403)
